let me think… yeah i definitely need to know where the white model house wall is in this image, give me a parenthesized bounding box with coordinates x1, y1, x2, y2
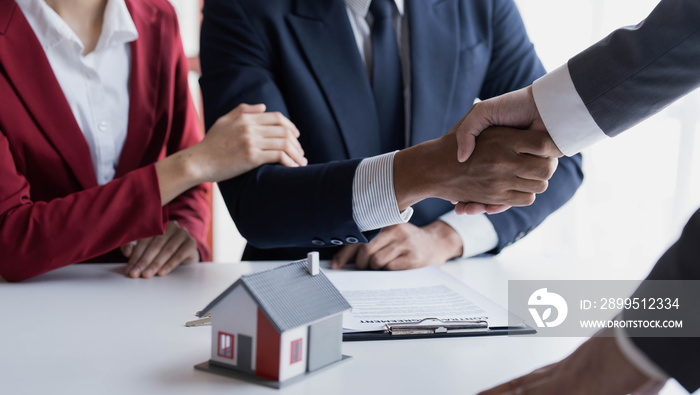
(278, 325, 308, 381)
(209, 286, 258, 369)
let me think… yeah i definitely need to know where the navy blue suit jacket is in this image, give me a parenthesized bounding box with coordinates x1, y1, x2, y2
(200, 0, 583, 260)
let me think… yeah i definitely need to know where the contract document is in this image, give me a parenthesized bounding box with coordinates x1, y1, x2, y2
(325, 265, 525, 334)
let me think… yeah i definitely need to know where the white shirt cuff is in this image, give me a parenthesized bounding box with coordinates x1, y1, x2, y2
(614, 325, 669, 382)
(532, 64, 609, 156)
(439, 212, 498, 258)
(352, 151, 414, 232)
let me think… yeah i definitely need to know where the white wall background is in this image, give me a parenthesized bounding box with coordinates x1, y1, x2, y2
(169, 0, 248, 262)
(506, 0, 700, 281)
(171, 0, 700, 271)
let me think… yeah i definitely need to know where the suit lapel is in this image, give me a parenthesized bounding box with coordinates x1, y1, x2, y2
(287, 0, 381, 158)
(115, 0, 159, 178)
(407, 0, 459, 145)
(0, 1, 98, 189)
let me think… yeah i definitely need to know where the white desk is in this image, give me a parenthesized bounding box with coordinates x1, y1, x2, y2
(0, 257, 687, 395)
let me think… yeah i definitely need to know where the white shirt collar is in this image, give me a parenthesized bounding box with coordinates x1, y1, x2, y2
(98, 0, 139, 50)
(15, 0, 138, 54)
(345, 0, 404, 18)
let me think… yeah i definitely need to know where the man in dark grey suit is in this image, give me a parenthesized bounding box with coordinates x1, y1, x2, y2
(450, 0, 700, 393)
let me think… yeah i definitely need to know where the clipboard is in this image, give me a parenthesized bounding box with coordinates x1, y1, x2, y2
(342, 318, 536, 341)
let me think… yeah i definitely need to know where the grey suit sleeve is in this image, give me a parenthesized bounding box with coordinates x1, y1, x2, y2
(569, 0, 700, 136)
(533, 0, 700, 156)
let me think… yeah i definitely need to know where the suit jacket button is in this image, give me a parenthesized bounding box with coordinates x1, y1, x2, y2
(312, 238, 325, 246)
(345, 236, 359, 244)
(330, 238, 344, 246)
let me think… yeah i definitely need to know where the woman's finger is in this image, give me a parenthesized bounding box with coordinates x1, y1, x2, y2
(255, 127, 305, 156)
(140, 229, 189, 278)
(258, 138, 307, 166)
(125, 238, 153, 275)
(245, 111, 299, 135)
(227, 103, 266, 118)
(157, 238, 199, 277)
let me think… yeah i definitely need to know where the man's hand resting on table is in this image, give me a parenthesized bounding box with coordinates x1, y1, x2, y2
(330, 221, 463, 270)
(121, 221, 199, 278)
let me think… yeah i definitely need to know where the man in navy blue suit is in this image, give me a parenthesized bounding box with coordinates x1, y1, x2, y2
(200, 0, 583, 269)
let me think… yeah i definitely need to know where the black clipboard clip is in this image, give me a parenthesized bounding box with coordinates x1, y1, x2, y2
(384, 318, 489, 336)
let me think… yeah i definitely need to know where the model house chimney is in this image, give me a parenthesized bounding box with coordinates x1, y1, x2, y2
(307, 251, 319, 276)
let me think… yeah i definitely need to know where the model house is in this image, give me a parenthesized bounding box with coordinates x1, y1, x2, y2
(195, 252, 351, 386)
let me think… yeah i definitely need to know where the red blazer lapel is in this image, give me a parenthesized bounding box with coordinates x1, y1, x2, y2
(115, 0, 160, 178)
(0, 1, 98, 189)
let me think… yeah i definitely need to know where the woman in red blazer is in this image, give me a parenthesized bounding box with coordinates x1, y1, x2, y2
(0, 0, 306, 282)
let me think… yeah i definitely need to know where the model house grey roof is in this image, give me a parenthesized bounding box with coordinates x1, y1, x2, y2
(199, 260, 351, 333)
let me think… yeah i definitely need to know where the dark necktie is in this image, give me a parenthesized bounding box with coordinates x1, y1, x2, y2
(370, 0, 404, 152)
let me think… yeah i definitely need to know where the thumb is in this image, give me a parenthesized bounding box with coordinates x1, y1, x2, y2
(456, 132, 478, 163)
(121, 241, 137, 258)
(456, 104, 492, 163)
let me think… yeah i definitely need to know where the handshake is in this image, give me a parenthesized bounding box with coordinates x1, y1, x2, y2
(394, 105, 561, 215)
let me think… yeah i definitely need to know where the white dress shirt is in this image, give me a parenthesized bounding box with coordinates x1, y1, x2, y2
(16, 0, 138, 186)
(348, 0, 498, 257)
(533, 67, 669, 383)
(532, 64, 609, 156)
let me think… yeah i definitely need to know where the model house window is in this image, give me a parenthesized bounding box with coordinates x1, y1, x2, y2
(290, 338, 303, 364)
(217, 332, 234, 359)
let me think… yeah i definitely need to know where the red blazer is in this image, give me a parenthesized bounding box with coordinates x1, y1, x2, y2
(0, 0, 211, 281)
